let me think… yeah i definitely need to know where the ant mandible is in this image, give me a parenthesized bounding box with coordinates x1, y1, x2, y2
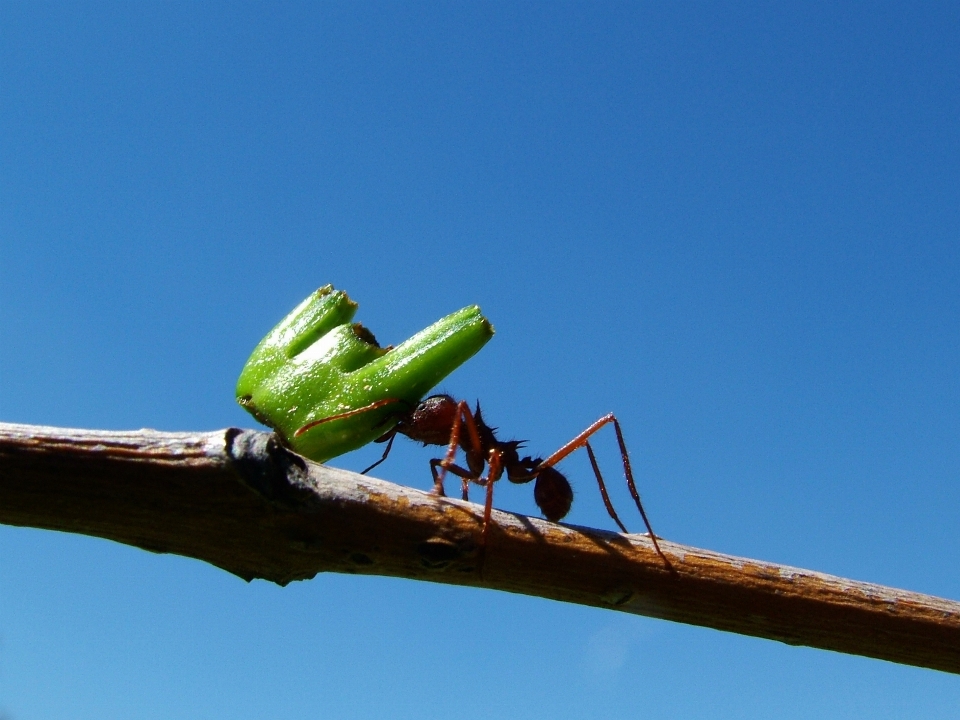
(299, 393, 669, 566)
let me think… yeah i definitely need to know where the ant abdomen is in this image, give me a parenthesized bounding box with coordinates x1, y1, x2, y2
(533, 466, 574, 522)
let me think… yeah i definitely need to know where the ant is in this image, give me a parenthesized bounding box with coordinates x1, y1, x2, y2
(297, 393, 670, 566)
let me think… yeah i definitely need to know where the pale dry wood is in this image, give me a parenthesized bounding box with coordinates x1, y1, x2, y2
(1, 421, 958, 674)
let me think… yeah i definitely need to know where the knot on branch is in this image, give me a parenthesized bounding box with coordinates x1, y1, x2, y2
(225, 429, 319, 510)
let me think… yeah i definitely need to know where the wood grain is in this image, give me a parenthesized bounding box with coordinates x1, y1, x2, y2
(2, 421, 958, 674)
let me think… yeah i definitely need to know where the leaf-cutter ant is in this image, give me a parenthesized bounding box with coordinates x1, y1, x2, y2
(300, 393, 669, 566)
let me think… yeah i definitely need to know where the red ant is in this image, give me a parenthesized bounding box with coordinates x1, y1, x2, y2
(315, 393, 670, 566)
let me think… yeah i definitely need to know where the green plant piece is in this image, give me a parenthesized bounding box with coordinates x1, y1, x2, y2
(236, 285, 493, 462)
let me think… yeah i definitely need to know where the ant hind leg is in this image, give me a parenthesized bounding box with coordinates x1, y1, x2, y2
(583, 440, 629, 534)
(540, 414, 673, 569)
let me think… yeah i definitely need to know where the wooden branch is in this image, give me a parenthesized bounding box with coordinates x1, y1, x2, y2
(2, 422, 958, 675)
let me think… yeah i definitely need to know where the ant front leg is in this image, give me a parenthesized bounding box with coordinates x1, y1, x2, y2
(432, 400, 484, 497)
(429, 458, 480, 500)
(430, 448, 501, 574)
(540, 414, 672, 568)
(428, 453, 499, 544)
(360, 430, 397, 475)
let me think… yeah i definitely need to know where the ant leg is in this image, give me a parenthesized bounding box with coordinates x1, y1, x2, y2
(434, 408, 463, 496)
(481, 449, 502, 548)
(609, 419, 664, 552)
(361, 431, 397, 475)
(541, 414, 672, 568)
(429, 458, 477, 499)
(470, 448, 502, 577)
(429, 451, 497, 538)
(430, 446, 499, 572)
(434, 400, 485, 496)
(294, 398, 402, 437)
(583, 440, 629, 534)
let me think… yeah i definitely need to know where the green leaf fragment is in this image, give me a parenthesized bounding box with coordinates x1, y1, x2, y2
(236, 285, 493, 462)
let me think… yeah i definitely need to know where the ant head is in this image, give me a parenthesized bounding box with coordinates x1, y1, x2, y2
(533, 466, 574, 522)
(397, 394, 460, 446)
(420, 393, 456, 407)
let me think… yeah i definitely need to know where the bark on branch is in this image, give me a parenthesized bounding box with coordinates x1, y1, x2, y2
(2, 421, 958, 674)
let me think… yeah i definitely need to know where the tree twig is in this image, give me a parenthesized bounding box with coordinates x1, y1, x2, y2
(2, 421, 958, 674)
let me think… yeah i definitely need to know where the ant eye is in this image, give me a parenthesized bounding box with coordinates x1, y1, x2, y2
(534, 466, 573, 522)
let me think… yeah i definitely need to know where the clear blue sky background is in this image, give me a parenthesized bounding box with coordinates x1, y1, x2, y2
(2, 3, 959, 718)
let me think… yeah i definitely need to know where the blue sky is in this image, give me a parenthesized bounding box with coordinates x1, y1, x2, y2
(2, 2, 959, 717)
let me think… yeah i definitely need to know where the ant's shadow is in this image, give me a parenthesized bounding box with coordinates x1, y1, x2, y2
(489, 505, 653, 560)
